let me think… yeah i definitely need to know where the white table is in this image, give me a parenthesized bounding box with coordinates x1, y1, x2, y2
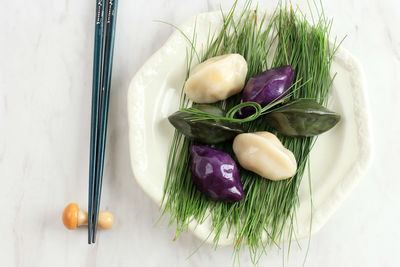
(1, 0, 398, 266)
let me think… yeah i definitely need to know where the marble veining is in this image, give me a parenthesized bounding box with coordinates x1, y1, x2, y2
(1, 0, 399, 266)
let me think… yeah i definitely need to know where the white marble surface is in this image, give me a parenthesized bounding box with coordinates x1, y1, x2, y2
(1, 0, 399, 266)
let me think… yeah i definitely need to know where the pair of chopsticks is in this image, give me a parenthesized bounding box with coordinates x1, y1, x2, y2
(88, 0, 118, 244)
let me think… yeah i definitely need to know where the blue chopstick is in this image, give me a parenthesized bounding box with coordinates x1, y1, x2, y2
(91, 0, 119, 243)
(88, 0, 105, 244)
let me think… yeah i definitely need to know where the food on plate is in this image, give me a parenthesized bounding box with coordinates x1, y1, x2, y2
(265, 99, 341, 136)
(168, 104, 243, 144)
(233, 132, 297, 181)
(237, 65, 294, 118)
(161, 1, 343, 260)
(190, 145, 244, 202)
(184, 54, 248, 103)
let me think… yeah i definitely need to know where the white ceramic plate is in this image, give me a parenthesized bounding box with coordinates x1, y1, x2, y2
(127, 9, 372, 246)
